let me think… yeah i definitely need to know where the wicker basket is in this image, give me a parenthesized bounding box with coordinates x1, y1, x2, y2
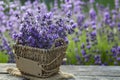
(13, 38, 67, 78)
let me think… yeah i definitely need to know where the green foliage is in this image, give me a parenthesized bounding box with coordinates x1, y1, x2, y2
(0, 52, 8, 63)
(66, 25, 120, 65)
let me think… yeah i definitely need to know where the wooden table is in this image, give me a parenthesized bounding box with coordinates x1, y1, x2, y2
(0, 64, 120, 80)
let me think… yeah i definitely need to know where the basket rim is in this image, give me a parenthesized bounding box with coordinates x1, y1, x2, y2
(13, 44, 67, 52)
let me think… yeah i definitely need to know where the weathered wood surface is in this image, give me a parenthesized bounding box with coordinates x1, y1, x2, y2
(0, 64, 120, 80)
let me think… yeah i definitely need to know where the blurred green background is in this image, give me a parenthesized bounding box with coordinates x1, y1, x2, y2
(4, 0, 115, 10)
(0, 0, 117, 63)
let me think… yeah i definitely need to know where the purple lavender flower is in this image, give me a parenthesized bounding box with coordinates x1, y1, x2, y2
(94, 55, 101, 65)
(1, 37, 15, 62)
(86, 45, 91, 49)
(77, 14, 85, 26)
(111, 47, 117, 57)
(117, 57, 120, 61)
(84, 54, 91, 62)
(109, 21, 115, 28)
(89, 0, 95, 4)
(12, 33, 19, 40)
(92, 25, 96, 30)
(73, 37, 80, 43)
(115, 0, 119, 9)
(118, 22, 120, 28)
(117, 46, 120, 52)
(81, 49, 86, 56)
(81, 43, 85, 49)
(89, 8, 96, 20)
(83, 23, 89, 29)
(91, 30, 97, 36)
(12, 8, 76, 49)
(1, 0, 120, 65)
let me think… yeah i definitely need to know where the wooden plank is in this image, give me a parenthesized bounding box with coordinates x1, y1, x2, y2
(0, 74, 24, 80)
(1, 64, 120, 73)
(1, 64, 120, 76)
(0, 74, 120, 80)
(61, 65, 120, 72)
(76, 76, 120, 80)
(61, 66, 120, 77)
(0, 64, 120, 80)
(0, 64, 16, 73)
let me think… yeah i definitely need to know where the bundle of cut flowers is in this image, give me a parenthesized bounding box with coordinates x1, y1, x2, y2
(12, 6, 76, 49)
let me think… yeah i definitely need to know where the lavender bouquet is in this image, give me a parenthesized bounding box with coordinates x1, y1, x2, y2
(13, 7, 76, 49)
(11, 1, 77, 77)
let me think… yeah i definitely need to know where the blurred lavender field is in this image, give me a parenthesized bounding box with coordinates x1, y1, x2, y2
(0, 0, 120, 65)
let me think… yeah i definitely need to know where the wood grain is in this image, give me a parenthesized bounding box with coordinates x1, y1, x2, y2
(0, 64, 120, 80)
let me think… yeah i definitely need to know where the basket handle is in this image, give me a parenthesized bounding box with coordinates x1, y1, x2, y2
(51, 38, 67, 49)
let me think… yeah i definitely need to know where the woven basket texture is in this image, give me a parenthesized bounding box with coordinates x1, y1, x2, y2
(13, 38, 67, 78)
